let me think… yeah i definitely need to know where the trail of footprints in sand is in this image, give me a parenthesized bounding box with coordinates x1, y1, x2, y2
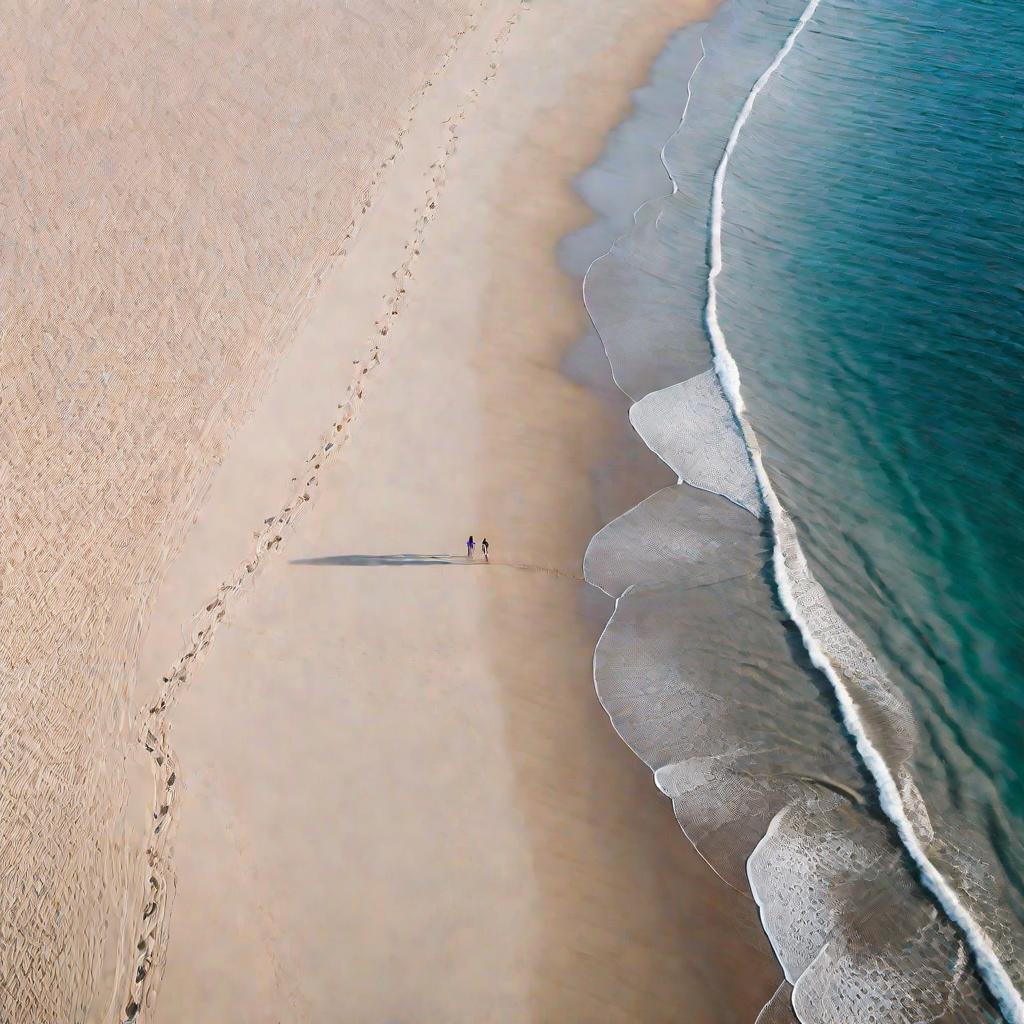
(121, 6, 527, 1021)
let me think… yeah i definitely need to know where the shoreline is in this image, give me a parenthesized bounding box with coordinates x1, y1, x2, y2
(133, 1, 780, 1019)
(575, 1, 1024, 1020)
(478, 17, 781, 1018)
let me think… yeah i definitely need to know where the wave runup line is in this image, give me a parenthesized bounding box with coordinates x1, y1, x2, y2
(704, 0, 1024, 1020)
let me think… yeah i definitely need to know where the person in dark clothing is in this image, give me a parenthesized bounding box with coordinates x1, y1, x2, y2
(481, 538, 489, 562)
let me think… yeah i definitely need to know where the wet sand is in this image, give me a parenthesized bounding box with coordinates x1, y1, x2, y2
(132, 0, 782, 1020)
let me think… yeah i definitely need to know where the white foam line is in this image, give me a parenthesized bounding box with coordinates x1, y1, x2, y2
(661, 36, 707, 193)
(706, 1, 1024, 1020)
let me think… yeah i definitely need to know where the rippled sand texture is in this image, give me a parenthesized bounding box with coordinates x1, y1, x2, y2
(0, 3, 476, 1019)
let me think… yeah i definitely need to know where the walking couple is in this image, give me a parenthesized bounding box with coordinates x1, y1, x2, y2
(466, 535, 489, 561)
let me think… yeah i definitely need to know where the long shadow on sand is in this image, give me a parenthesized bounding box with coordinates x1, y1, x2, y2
(291, 554, 471, 567)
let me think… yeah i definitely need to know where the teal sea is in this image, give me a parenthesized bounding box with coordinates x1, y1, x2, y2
(722, 0, 1024, 902)
(581, 0, 1024, 1019)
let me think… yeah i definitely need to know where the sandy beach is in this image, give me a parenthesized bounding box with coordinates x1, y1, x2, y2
(2, 5, 482, 1019)
(139, 0, 784, 1019)
(3, 1, 784, 1020)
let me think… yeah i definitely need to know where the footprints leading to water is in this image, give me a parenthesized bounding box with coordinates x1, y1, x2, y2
(121, 6, 528, 1021)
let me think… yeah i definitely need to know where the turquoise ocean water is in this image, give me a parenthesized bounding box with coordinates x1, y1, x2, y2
(722, 0, 1024, 900)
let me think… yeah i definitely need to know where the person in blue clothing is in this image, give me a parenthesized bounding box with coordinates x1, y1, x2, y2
(466, 535, 475, 559)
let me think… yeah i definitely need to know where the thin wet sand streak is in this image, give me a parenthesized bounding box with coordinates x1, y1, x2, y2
(291, 553, 582, 579)
(121, 7, 528, 1021)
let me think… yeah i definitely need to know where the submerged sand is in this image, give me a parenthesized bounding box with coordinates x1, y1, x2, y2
(4, 1, 782, 1020)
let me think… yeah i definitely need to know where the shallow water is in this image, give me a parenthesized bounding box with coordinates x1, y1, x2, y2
(582, 0, 1024, 1019)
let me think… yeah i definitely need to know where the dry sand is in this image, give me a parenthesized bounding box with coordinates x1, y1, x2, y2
(1, 3, 481, 1020)
(2, 1, 783, 1021)
(135, 1, 782, 1022)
